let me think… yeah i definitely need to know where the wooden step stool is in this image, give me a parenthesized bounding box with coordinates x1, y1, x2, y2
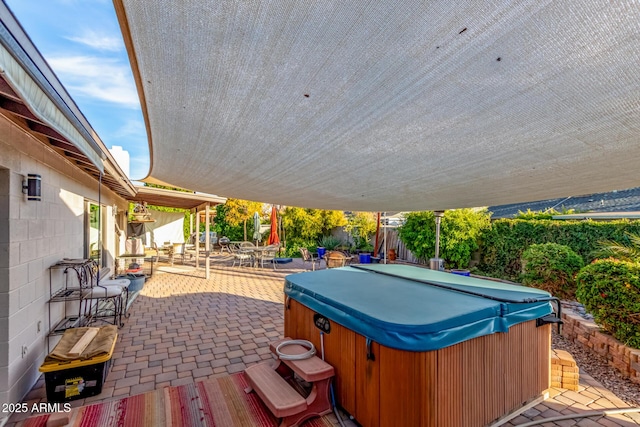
(244, 337, 335, 427)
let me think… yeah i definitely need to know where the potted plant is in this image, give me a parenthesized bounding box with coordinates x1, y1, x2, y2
(131, 202, 151, 221)
(354, 238, 373, 254)
(355, 239, 374, 263)
(319, 235, 343, 251)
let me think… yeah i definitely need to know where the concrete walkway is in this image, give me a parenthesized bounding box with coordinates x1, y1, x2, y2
(8, 255, 640, 426)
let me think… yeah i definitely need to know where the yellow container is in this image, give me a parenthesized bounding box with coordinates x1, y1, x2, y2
(40, 332, 117, 402)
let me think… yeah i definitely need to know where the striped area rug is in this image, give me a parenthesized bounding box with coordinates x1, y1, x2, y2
(18, 373, 335, 427)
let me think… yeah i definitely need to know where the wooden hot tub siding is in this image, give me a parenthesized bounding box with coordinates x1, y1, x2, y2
(284, 298, 551, 427)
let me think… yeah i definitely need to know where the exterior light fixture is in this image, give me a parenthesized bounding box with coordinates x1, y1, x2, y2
(22, 174, 41, 201)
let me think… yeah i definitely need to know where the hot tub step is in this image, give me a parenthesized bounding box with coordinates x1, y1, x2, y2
(269, 338, 335, 382)
(245, 362, 308, 418)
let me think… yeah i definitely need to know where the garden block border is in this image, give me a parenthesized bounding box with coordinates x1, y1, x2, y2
(561, 309, 640, 384)
(551, 349, 579, 391)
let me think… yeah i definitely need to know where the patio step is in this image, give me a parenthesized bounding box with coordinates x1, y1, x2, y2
(269, 338, 334, 382)
(245, 362, 308, 419)
(245, 338, 336, 426)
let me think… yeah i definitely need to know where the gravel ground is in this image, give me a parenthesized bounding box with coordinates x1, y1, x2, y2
(552, 330, 640, 407)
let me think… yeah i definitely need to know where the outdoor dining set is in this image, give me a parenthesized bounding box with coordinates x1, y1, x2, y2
(230, 241, 281, 269)
(158, 239, 357, 271)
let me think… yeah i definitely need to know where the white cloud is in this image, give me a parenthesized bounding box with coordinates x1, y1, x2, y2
(114, 118, 146, 139)
(67, 30, 123, 52)
(47, 55, 140, 108)
(128, 154, 151, 180)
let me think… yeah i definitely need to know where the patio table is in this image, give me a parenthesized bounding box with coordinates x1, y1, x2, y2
(252, 246, 276, 268)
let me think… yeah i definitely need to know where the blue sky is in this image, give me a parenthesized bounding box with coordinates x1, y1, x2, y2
(5, 0, 149, 180)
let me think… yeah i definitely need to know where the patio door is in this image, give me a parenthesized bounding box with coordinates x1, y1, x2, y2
(85, 200, 104, 264)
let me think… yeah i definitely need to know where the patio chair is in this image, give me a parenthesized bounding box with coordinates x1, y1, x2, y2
(299, 247, 318, 271)
(174, 242, 198, 265)
(80, 263, 128, 327)
(167, 243, 182, 265)
(231, 244, 254, 267)
(257, 245, 278, 270)
(325, 251, 348, 269)
(338, 250, 353, 265)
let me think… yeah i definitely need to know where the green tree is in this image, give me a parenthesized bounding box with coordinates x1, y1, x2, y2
(398, 208, 491, 269)
(223, 198, 264, 241)
(320, 210, 348, 234)
(281, 207, 347, 252)
(212, 203, 244, 240)
(282, 207, 324, 240)
(344, 212, 377, 250)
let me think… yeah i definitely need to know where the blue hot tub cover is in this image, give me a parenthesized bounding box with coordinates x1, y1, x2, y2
(284, 264, 554, 351)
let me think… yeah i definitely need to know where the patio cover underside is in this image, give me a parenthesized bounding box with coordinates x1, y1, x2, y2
(115, 0, 640, 212)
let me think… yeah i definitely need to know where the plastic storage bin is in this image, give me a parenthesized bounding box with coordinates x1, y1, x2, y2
(40, 330, 117, 402)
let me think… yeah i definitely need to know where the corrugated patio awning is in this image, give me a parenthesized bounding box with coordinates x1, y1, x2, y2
(115, 1, 640, 211)
(0, 3, 137, 199)
(130, 186, 226, 210)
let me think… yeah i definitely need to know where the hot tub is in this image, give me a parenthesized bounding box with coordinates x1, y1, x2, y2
(284, 264, 556, 427)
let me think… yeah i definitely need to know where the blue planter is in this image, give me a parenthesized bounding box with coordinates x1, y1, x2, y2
(118, 274, 145, 292)
(317, 247, 326, 259)
(359, 253, 371, 264)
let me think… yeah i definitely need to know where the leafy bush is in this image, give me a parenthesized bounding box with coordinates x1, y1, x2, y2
(478, 219, 640, 281)
(282, 238, 316, 258)
(398, 208, 491, 269)
(521, 243, 584, 299)
(319, 235, 343, 250)
(576, 259, 640, 349)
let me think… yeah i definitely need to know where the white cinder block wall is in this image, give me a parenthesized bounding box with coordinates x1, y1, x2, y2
(0, 116, 124, 422)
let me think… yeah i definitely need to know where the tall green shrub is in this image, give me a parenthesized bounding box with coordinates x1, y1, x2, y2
(521, 243, 584, 299)
(282, 238, 316, 258)
(344, 212, 377, 251)
(281, 207, 346, 242)
(213, 203, 245, 241)
(398, 208, 491, 269)
(478, 219, 640, 281)
(576, 259, 640, 349)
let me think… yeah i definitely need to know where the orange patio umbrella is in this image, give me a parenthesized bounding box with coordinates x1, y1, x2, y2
(267, 205, 280, 245)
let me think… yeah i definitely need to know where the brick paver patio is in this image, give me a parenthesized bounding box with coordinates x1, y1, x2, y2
(7, 254, 640, 426)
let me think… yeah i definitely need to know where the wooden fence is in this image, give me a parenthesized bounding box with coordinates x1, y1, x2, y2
(374, 228, 423, 264)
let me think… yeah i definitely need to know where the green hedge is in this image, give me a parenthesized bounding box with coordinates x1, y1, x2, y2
(478, 219, 640, 281)
(521, 243, 584, 300)
(576, 259, 640, 349)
